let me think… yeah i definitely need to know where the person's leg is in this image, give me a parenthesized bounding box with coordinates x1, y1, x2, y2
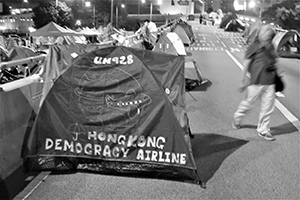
(257, 84, 275, 134)
(233, 85, 263, 126)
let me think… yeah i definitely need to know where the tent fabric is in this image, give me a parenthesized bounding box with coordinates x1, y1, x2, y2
(172, 21, 195, 46)
(184, 57, 205, 84)
(177, 22, 195, 42)
(23, 45, 199, 184)
(153, 33, 177, 55)
(273, 30, 300, 59)
(7, 46, 37, 61)
(224, 19, 245, 32)
(153, 32, 186, 56)
(0, 87, 37, 180)
(30, 22, 79, 37)
(219, 13, 238, 29)
(166, 32, 186, 56)
(40, 43, 111, 106)
(172, 25, 192, 45)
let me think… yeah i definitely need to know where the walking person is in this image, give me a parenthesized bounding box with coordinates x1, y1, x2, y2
(232, 24, 278, 141)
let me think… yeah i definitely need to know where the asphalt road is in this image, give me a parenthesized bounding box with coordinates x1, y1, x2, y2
(14, 21, 300, 200)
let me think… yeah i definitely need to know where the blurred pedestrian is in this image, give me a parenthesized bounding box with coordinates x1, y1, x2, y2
(232, 24, 278, 141)
(199, 14, 203, 24)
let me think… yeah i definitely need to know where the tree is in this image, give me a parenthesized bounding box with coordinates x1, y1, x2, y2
(68, 0, 111, 28)
(32, 1, 72, 29)
(262, 0, 300, 31)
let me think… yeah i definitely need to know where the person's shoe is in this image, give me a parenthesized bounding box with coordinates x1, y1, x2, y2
(258, 132, 275, 141)
(232, 121, 241, 129)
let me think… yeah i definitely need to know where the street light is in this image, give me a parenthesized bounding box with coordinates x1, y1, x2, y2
(142, 0, 162, 21)
(111, 0, 114, 25)
(116, 3, 125, 29)
(85, 1, 96, 27)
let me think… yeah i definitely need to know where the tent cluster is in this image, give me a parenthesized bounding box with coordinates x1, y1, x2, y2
(1, 19, 205, 186)
(242, 21, 300, 59)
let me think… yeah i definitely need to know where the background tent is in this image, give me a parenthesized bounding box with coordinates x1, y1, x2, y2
(219, 13, 238, 29)
(176, 21, 195, 43)
(30, 22, 79, 37)
(153, 37, 206, 88)
(184, 57, 207, 87)
(172, 22, 194, 46)
(7, 46, 37, 61)
(22, 46, 200, 184)
(273, 30, 300, 59)
(153, 32, 186, 55)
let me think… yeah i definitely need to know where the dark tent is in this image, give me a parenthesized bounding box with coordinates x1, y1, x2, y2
(219, 12, 238, 29)
(40, 43, 111, 103)
(273, 30, 300, 59)
(23, 45, 200, 184)
(224, 19, 245, 32)
(172, 21, 195, 45)
(176, 21, 195, 42)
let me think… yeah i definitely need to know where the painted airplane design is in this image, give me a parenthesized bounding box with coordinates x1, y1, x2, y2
(74, 67, 152, 130)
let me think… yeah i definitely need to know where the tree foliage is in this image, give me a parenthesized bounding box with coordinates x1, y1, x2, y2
(261, 0, 300, 31)
(32, 1, 72, 29)
(68, 0, 112, 28)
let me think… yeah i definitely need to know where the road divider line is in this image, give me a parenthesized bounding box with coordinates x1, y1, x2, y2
(15, 171, 51, 200)
(225, 50, 300, 132)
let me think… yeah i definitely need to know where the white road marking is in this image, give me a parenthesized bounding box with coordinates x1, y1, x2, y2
(21, 171, 51, 200)
(225, 50, 300, 131)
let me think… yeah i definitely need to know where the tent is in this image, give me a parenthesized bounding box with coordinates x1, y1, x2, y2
(273, 30, 300, 59)
(172, 22, 194, 46)
(22, 45, 200, 184)
(153, 35, 206, 87)
(184, 57, 207, 88)
(219, 12, 238, 29)
(30, 22, 79, 37)
(0, 86, 38, 181)
(224, 19, 245, 32)
(153, 32, 186, 56)
(7, 46, 37, 61)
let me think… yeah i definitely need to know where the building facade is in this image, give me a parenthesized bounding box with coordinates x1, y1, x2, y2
(0, 12, 34, 34)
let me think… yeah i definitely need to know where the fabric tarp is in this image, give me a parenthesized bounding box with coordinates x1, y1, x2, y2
(22, 45, 200, 184)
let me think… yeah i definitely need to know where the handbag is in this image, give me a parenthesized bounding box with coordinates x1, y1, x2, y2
(275, 72, 284, 92)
